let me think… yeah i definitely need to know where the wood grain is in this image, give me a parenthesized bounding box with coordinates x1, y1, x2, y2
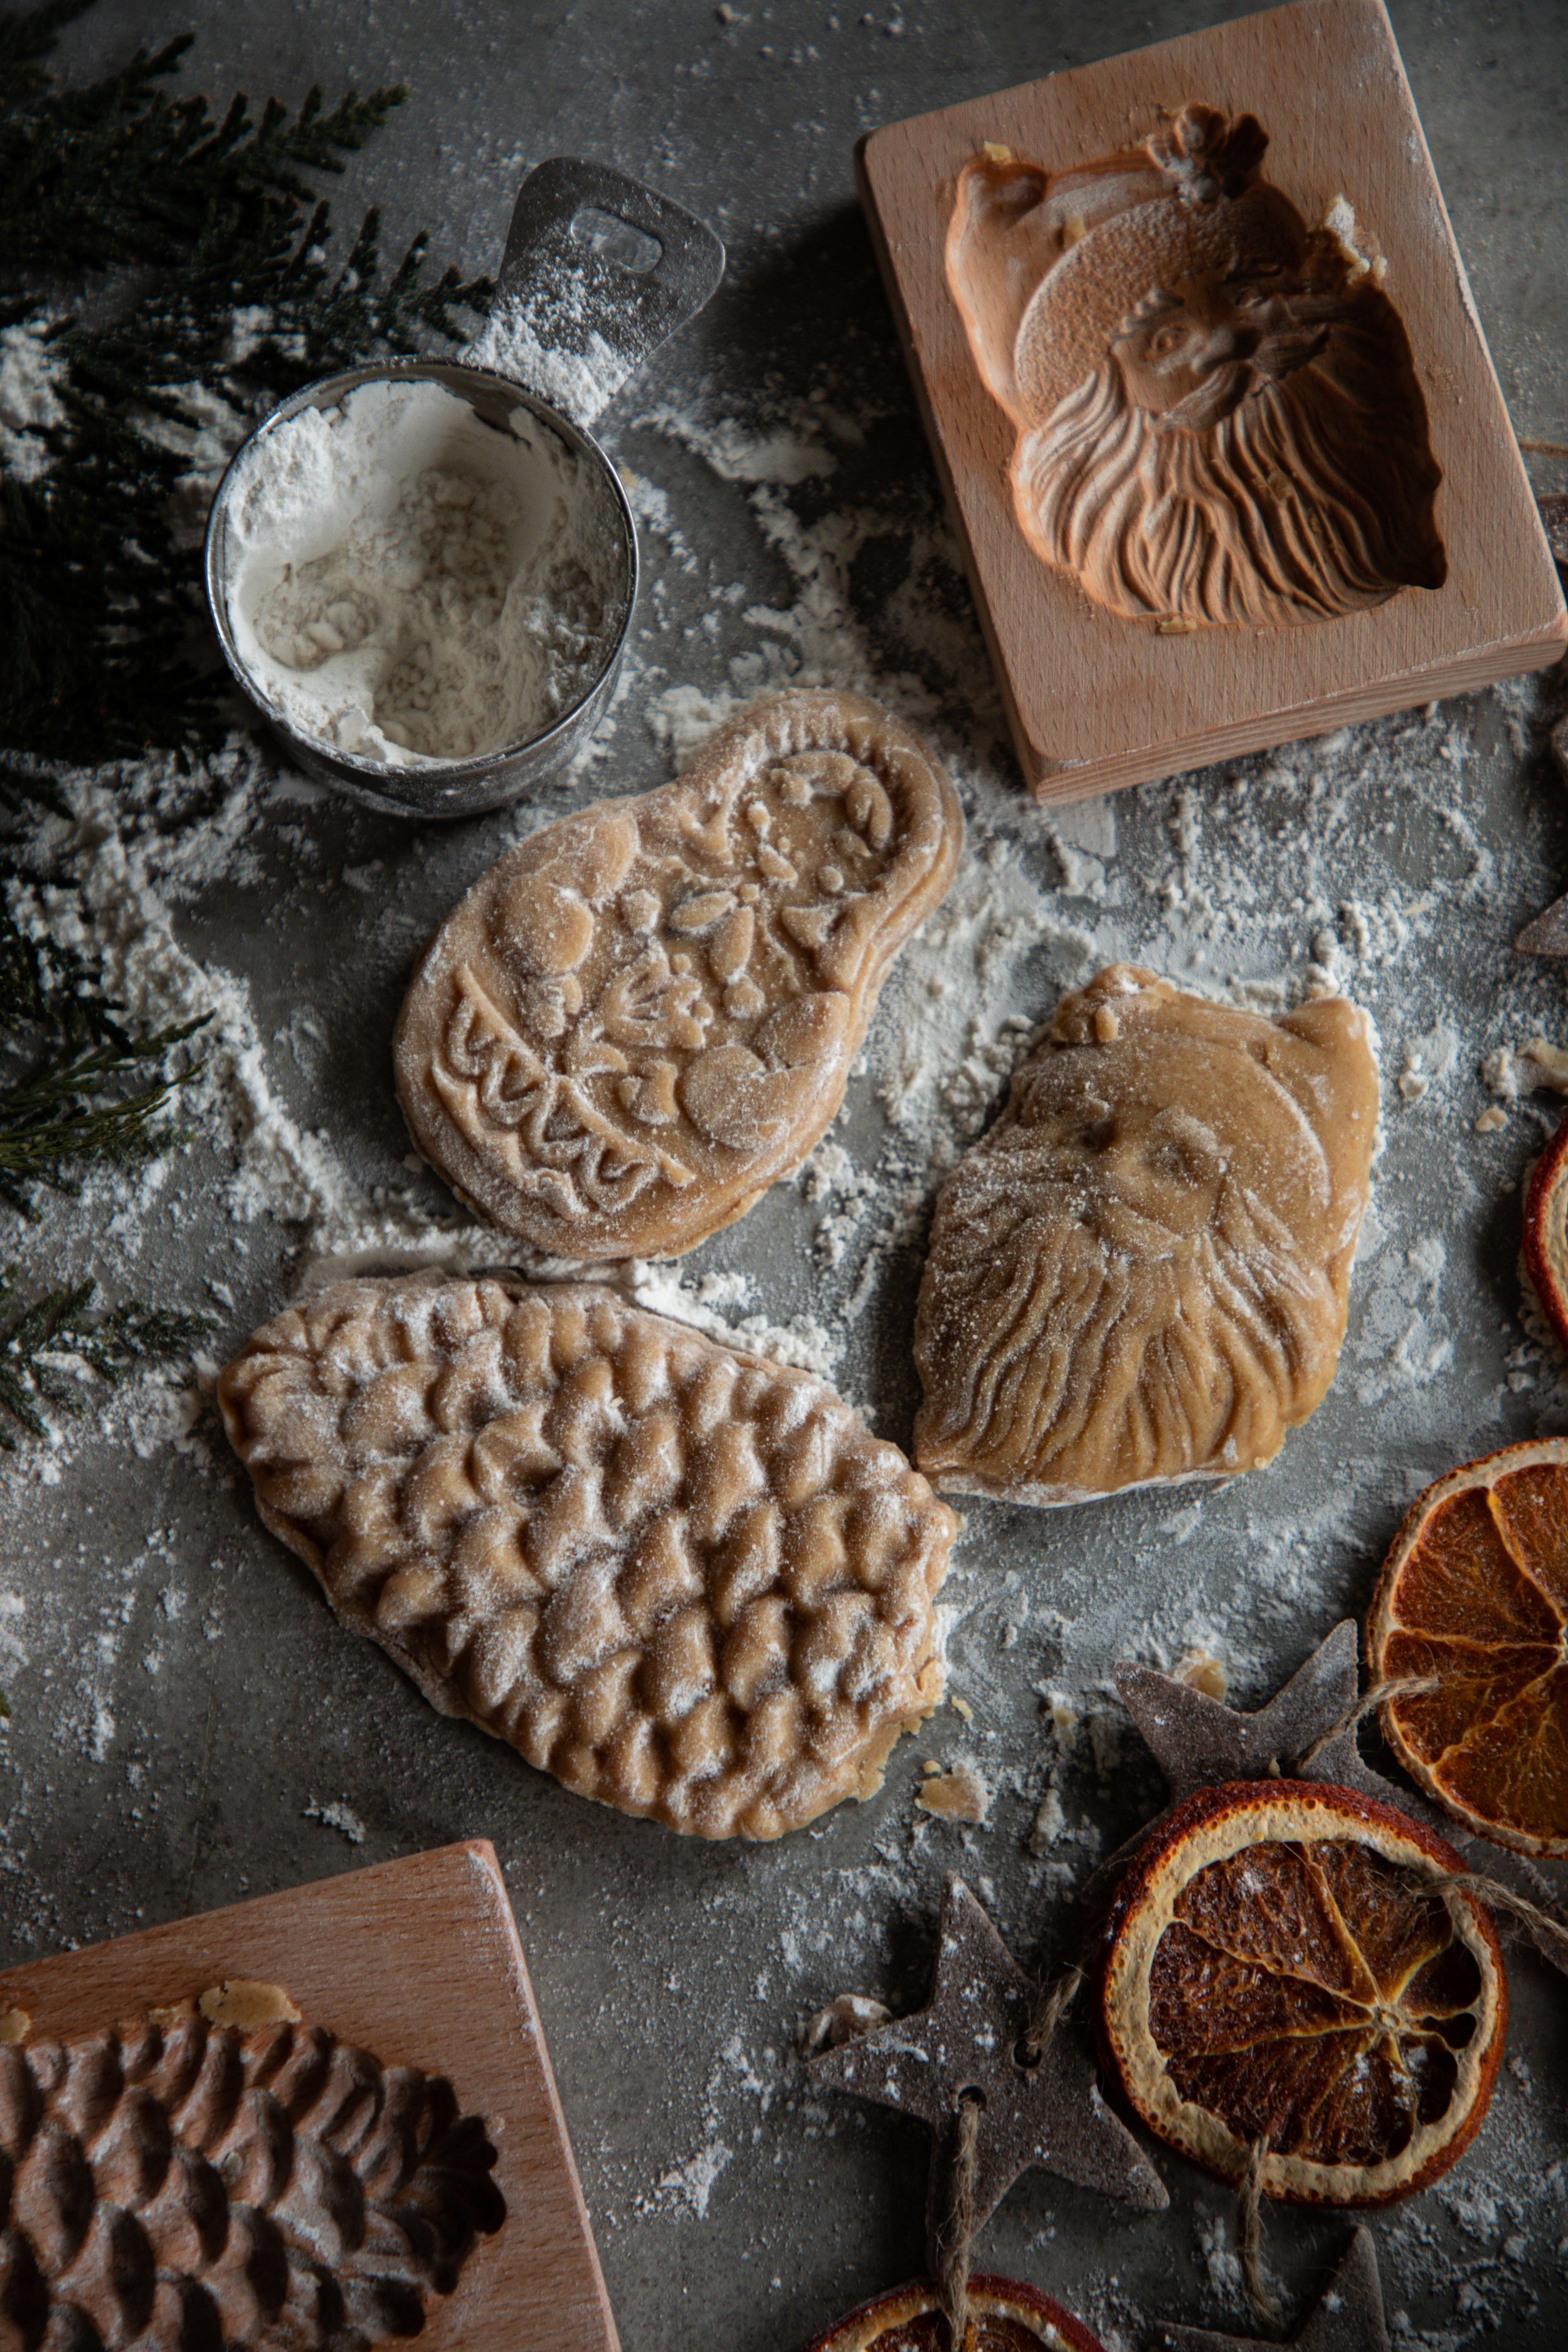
(0, 1840, 620, 2352)
(857, 0, 1567, 802)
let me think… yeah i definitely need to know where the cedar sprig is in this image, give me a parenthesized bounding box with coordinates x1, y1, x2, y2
(0, 1, 488, 1442)
(0, 1263, 209, 1444)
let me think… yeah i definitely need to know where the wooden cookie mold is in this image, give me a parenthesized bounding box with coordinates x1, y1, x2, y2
(857, 0, 1565, 801)
(0, 1842, 619, 2352)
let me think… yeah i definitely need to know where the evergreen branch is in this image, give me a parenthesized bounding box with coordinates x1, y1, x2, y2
(0, 0, 95, 105)
(0, 1265, 209, 1445)
(0, 3, 494, 766)
(0, 901, 207, 1207)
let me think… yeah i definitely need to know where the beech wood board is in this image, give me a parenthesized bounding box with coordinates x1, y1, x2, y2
(856, 0, 1567, 803)
(0, 1840, 620, 2352)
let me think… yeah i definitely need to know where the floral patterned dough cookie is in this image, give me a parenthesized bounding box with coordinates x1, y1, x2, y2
(394, 690, 962, 1258)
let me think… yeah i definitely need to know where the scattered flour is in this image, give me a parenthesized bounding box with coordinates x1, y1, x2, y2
(1, 274, 1564, 2349)
(0, 319, 66, 482)
(303, 1796, 367, 1845)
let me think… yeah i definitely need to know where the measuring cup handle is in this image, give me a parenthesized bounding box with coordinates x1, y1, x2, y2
(465, 157, 725, 428)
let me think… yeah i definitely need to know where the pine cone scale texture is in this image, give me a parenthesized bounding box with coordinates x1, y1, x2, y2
(0, 2011, 502, 2351)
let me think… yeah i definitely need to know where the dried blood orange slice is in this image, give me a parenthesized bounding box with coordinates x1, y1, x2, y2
(1367, 1437, 1568, 1855)
(1523, 1119, 1568, 1351)
(1098, 1780, 1505, 2207)
(802, 2275, 1105, 2352)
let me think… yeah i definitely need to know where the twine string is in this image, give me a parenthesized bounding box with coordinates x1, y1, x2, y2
(1416, 1868, 1568, 1972)
(1287, 1674, 1438, 1774)
(1019, 1962, 1083, 2063)
(1237, 2135, 1283, 2329)
(933, 2091, 982, 2352)
(930, 1959, 1084, 2349)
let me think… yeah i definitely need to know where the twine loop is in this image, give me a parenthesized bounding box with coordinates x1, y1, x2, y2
(1285, 1673, 1439, 1774)
(1237, 2135, 1283, 2328)
(1412, 1866, 1568, 1971)
(1017, 1962, 1083, 2066)
(933, 2090, 982, 2352)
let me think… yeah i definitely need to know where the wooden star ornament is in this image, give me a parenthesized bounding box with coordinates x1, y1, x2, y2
(1115, 1620, 1422, 1813)
(1078, 1621, 1453, 1918)
(803, 1873, 1167, 2264)
(1148, 2227, 1391, 2352)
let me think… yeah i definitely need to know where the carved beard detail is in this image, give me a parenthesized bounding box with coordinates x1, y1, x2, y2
(1013, 275, 1446, 626)
(946, 106, 1448, 629)
(916, 1123, 1337, 1494)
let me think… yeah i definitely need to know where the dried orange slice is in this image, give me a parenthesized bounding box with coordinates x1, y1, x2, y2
(802, 2275, 1106, 2352)
(1098, 1780, 1505, 2206)
(1367, 1437, 1568, 1855)
(1523, 1119, 1568, 1351)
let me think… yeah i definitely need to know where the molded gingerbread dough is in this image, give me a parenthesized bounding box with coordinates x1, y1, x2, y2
(913, 967, 1377, 1504)
(218, 1274, 958, 1839)
(394, 691, 962, 1258)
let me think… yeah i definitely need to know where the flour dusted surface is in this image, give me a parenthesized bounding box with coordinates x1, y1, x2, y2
(4, 141, 1567, 2352)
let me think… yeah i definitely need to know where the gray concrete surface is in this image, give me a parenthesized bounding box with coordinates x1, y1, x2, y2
(6, 4, 1568, 2348)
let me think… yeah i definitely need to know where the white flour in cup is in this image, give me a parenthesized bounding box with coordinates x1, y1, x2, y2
(219, 376, 624, 766)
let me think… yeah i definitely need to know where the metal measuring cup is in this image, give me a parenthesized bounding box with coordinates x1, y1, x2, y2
(204, 159, 724, 820)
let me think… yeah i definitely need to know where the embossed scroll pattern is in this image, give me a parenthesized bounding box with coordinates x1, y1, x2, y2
(395, 690, 961, 1259)
(945, 105, 1448, 628)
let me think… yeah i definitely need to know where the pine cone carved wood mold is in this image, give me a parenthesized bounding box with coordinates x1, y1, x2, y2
(0, 1991, 502, 2351)
(945, 105, 1447, 628)
(394, 690, 962, 1258)
(218, 1275, 959, 1839)
(913, 967, 1378, 1505)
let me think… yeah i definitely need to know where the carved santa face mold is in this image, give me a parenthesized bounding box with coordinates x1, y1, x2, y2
(912, 967, 1378, 1505)
(218, 1274, 959, 1840)
(945, 105, 1446, 628)
(0, 1995, 503, 2349)
(394, 690, 962, 1258)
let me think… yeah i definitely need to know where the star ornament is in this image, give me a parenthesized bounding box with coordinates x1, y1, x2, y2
(803, 1874, 1167, 2262)
(1116, 1619, 1417, 1810)
(1150, 2227, 1391, 2352)
(1079, 1621, 1453, 1918)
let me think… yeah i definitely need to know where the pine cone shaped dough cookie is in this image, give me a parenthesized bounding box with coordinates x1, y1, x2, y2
(218, 1275, 958, 1839)
(913, 966, 1378, 1503)
(0, 1998, 502, 2350)
(394, 691, 962, 1258)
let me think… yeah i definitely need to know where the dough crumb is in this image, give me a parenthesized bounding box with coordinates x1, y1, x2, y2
(0, 2006, 29, 2044)
(1175, 1646, 1228, 1700)
(916, 1762, 992, 1823)
(198, 1979, 302, 2028)
(800, 1991, 892, 2056)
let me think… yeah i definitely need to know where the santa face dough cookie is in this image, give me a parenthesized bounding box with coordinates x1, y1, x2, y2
(913, 967, 1377, 1504)
(218, 1274, 958, 1840)
(395, 690, 962, 1258)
